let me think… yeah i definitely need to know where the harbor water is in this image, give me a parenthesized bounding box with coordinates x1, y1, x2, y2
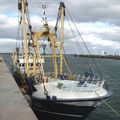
(2, 53, 120, 120)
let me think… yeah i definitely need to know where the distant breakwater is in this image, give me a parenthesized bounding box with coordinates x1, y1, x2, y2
(74, 54, 120, 60)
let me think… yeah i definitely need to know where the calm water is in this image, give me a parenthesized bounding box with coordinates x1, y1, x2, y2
(2, 53, 120, 120)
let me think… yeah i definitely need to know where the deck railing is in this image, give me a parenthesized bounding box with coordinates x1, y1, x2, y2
(45, 73, 105, 93)
(58, 74, 105, 93)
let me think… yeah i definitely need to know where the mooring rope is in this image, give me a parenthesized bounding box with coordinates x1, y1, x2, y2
(95, 92, 120, 117)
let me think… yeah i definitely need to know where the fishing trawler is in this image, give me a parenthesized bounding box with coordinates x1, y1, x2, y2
(12, 0, 112, 119)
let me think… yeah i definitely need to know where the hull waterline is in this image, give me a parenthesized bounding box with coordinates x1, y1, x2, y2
(31, 94, 111, 120)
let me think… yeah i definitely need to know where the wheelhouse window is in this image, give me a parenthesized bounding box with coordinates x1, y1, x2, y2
(22, 63, 24, 67)
(19, 64, 21, 67)
(31, 63, 33, 67)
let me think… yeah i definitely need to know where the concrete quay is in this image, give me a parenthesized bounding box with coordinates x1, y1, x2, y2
(0, 55, 38, 120)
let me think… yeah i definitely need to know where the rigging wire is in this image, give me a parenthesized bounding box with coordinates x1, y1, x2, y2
(66, 7, 103, 77)
(54, 6, 74, 78)
(65, 15, 83, 54)
(16, 3, 22, 48)
(25, 0, 34, 55)
(17, 0, 26, 78)
(26, 0, 32, 32)
(65, 15, 94, 74)
(33, 37, 49, 97)
(63, 51, 74, 79)
(95, 92, 120, 118)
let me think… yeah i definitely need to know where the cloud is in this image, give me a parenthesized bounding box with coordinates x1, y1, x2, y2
(0, 0, 17, 13)
(0, 39, 16, 53)
(0, 0, 120, 54)
(1, 0, 120, 25)
(97, 26, 120, 42)
(66, 0, 120, 26)
(0, 13, 18, 39)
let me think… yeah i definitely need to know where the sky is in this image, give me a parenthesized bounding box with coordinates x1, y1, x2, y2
(0, 0, 120, 55)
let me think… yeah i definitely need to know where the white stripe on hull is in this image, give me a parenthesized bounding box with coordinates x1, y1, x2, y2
(64, 100, 103, 107)
(62, 101, 96, 106)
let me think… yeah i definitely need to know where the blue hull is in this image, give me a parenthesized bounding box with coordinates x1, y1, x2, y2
(31, 97, 97, 120)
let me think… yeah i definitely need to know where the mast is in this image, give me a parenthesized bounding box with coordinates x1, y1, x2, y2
(49, 32, 58, 78)
(59, 2, 65, 75)
(33, 35, 37, 77)
(34, 2, 58, 78)
(21, 0, 29, 76)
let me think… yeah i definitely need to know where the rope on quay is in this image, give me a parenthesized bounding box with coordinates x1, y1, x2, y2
(95, 92, 120, 117)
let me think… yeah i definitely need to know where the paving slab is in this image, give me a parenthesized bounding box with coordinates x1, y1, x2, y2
(0, 55, 38, 120)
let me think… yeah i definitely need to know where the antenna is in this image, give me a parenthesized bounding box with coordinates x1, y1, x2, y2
(36, 0, 62, 23)
(37, 0, 49, 21)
